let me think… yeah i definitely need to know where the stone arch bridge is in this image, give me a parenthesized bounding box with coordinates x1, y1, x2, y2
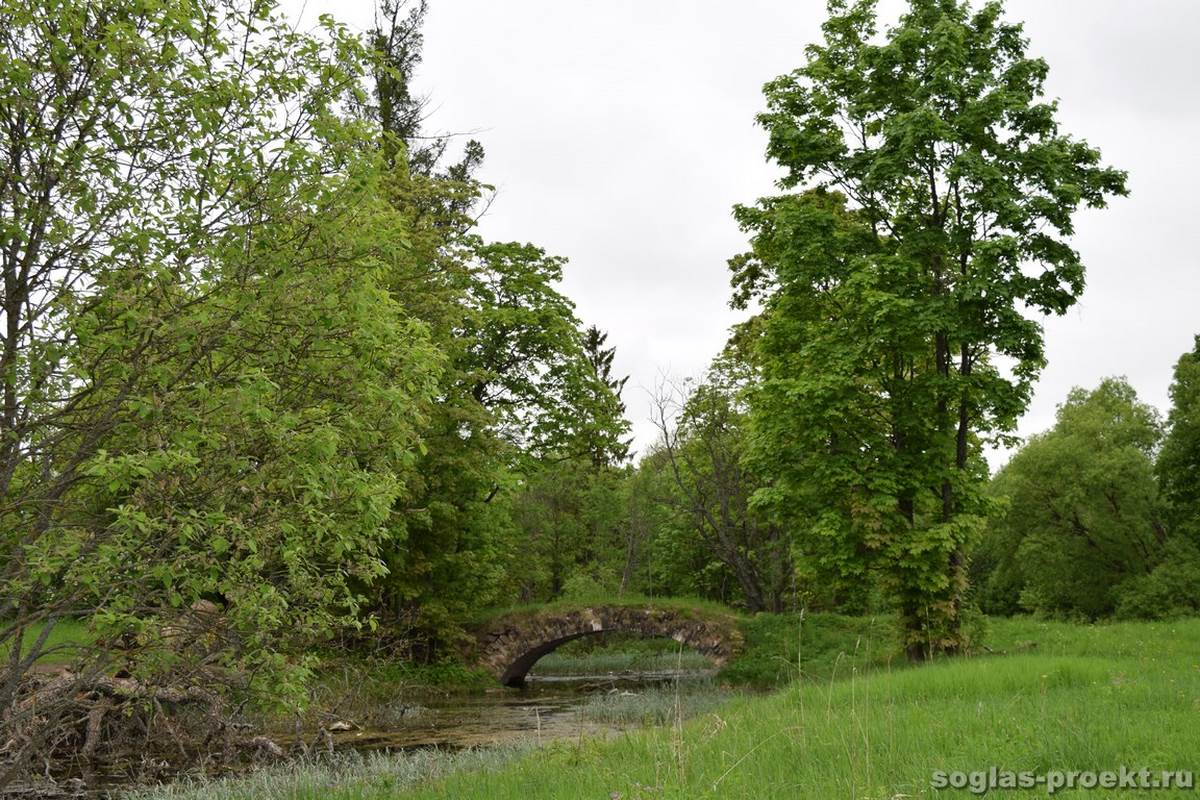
(468, 604, 743, 687)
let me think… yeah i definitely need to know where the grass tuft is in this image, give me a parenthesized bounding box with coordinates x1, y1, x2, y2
(123, 746, 531, 800)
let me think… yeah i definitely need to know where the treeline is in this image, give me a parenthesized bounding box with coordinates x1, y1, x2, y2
(974, 348, 1200, 621)
(543, 340, 1200, 628)
(510, 345, 795, 614)
(0, 0, 640, 738)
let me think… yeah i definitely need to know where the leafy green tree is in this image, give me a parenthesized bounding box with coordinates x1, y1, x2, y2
(462, 240, 604, 459)
(376, 236, 626, 641)
(731, 0, 1126, 656)
(0, 0, 437, 777)
(509, 459, 628, 600)
(1157, 336, 1200, 542)
(1115, 538, 1200, 620)
(1107, 337, 1200, 622)
(975, 379, 1165, 618)
(358, 3, 630, 643)
(498, 325, 633, 603)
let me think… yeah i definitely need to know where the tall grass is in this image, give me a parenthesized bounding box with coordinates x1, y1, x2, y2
(123, 617, 1200, 799)
(578, 685, 732, 727)
(718, 612, 901, 688)
(375, 618, 1200, 799)
(123, 746, 530, 800)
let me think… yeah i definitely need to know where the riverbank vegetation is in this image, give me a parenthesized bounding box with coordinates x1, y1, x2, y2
(122, 746, 533, 800)
(530, 636, 716, 677)
(380, 618, 1200, 800)
(1, 0, 1196, 793)
(124, 617, 1200, 799)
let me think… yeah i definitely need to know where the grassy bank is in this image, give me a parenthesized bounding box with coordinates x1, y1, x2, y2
(531, 634, 716, 675)
(718, 612, 902, 688)
(577, 684, 734, 727)
(123, 746, 532, 800)
(527, 612, 903, 685)
(279, 617, 1199, 800)
(0, 618, 94, 665)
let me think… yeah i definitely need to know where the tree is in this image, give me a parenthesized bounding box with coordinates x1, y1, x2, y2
(974, 379, 1165, 618)
(731, 0, 1127, 656)
(509, 458, 628, 600)
(1157, 336, 1200, 542)
(579, 326, 633, 467)
(650, 354, 793, 612)
(375, 235, 630, 641)
(368, 0, 485, 185)
(0, 0, 438, 780)
(360, 2, 630, 644)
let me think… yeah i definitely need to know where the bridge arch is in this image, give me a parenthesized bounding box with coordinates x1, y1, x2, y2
(470, 604, 742, 687)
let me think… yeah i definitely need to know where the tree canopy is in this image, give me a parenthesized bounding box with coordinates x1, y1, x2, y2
(730, 0, 1127, 656)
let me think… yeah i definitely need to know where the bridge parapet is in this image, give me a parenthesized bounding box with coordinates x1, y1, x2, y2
(469, 604, 743, 687)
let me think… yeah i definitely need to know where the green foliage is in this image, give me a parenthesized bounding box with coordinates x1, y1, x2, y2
(976, 379, 1166, 619)
(1115, 538, 1200, 620)
(577, 685, 729, 727)
(718, 612, 901, 689)
(1157, 335, 1200, 542)
(559, 572, 618, 602)
(351, 8, 632, 646)
(505, 459, 627, 602)
(0, 0, 435, 709)
(732, 0, 1126, 655)
(0, 0, 635, 738)
(470, 595, 743, 628)
(581, 326, 633, 468)
(645, 352, 794, 612)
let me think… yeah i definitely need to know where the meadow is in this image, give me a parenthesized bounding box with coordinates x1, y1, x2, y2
(126, 615, 1200, 799)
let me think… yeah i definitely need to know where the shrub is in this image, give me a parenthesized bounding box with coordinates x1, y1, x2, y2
(1116, 538, 1200, 620)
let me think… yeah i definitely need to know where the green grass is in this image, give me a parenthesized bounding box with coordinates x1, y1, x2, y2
(529, 614, 900, 682)
(578, 684, 734, 727)
(719, 611, 902, 688)
(322, 617, 1200, 799)
(532, 634, 716, 675)
(0, 618, 94, 666)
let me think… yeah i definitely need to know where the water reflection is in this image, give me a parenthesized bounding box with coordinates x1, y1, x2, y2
(314, 669, 722, 753)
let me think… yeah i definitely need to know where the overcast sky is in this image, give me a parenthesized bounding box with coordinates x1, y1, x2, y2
(294, 0, 1200, 467)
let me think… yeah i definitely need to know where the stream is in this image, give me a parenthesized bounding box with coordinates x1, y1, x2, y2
(7, 667, 728, 797)
(283, 668, 724, 753)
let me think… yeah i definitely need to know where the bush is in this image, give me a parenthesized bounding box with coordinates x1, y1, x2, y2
(559, 571, 619, 602)
(1116, 538, 1200, 620)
